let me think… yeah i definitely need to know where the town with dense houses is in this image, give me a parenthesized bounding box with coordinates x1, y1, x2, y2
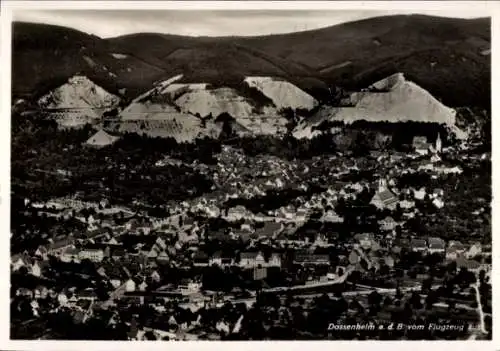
(11, 121, 492, 340)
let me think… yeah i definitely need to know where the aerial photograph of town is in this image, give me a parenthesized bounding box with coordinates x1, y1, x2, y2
(8, 4, 492, 342)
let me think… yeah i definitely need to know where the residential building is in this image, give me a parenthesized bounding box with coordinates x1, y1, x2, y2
(427, 237, 446, 254)
(253, 267, 267, 280)
(456, 257, 482, 275)
(210, 251, 234, 267)
(193, 251, 209, 267)
(466, 243, 482, 259)
(432, 198, 445, 209)
(370, 179, 398, 210)
(413, 188, 427, 201)
(226, 205, 250, 221)
(110, 279, 122, 289)
(179, 281, 201, 295)
(31, 260, 49, 277)
(77, 289, 98, 301)
(111, 248, 127, 261)
(446, 241, 466, 260)
(85, 129, 120, 148)
(57, 292, 69, 306)
(61, 247, 81, 263)
(294, 252, 330, 265)
(47, 237, 75, 256)
(379, 216, 397, 231)
(156, 250, 170, 263)
(34, 286, 49, 300)
(125, 279, 136, 292)
(107, 237, 120, 245)
(354, 233, 375, 250)
(348, 251, 360, 265)
(399, 200, 415, 209)
(78, 248, 106, 262)
(320, 210, 344, 223)
(150, 270, 161, 283)
(34, 245, 49, 260)
(240, 252, 266, 268)
(138, 281, 148, 292)
(83, 228, 109, 241)
(446, 246, 462, 261)
(413, 136, 431, 155)
(11, 254, 32, 272)
(384, 255, 395, 268)
(268, 253, 282, 268)
(254, 222, 283, 239)
(410, 238, 428, 252)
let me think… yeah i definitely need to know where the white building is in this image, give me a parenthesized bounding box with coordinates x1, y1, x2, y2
(85, 130, 120, 148)
(466, 243, 482, 259)
(57, 293, 68, 306)
(179, 282, 201, 295)
(240, 252, 267, 268)
(78, 248, 105, 262)
(125, 279, 136, 292)
(370, 179, 398, 210)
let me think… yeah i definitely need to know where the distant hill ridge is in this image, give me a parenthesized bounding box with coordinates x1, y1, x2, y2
(12, 14, 490, 109)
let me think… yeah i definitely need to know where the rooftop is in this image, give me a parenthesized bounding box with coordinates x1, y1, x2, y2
(411, 238, 427, 248)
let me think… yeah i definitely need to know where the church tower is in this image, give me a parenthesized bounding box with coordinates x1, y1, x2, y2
(436, 133, 442, 153)
(378, 178, 387, 192)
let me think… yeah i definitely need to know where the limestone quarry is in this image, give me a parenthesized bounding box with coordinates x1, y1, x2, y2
(37, 75, 120, 128)
(334, 73, 457, 125)
(117, 75, 220, 142)
(38, 76, 120, 110)
(171, 85, 287, 135)
(293, 73, 463, 139)
(34, 72, 466, 141)
(117, 101, 215, 143)
(244, 76, 318, 111)
(174, 87, 256, 118)
(117, 75, 299, 138)
(114, 118, 221, 143)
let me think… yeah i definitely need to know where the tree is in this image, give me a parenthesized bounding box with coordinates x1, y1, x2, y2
(374, 133, 392, 151)
(368, 290, 382, 310)
(383, 296, 393, 307)
(395, 225, 402, 238)
(349, 297, 364, 313)
(144, 331, 157, 340)
(479, 269, 486, 283)
(407, 270, 417, 279)
(421, 277, 433, 293)
(353, 131, 371, 156)
(425, 290, 438, 310)
(395, 286, 403, 300)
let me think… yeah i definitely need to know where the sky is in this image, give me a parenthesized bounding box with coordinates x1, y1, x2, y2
(13, 8, 491, 38)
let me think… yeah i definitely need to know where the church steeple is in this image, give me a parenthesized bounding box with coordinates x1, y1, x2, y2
(378, 178, 387, 192)
(436, 133, 442, 153)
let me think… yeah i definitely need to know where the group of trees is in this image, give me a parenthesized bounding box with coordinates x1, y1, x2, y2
(12, 115, 219, 206)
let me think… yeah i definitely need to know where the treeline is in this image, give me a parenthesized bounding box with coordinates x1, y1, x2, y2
(11, 116, 216, 204)
(314, 120, 450, 149)
(13, 110, 457, 166)
(109, 132, 222, 164)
